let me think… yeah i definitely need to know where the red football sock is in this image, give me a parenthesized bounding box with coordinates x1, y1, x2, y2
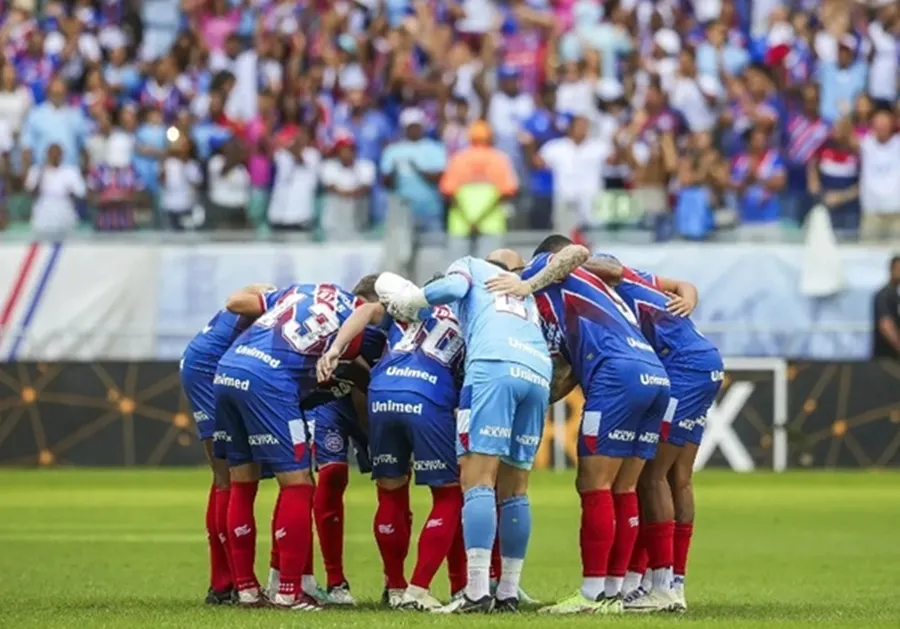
(580, 489, 615, 578)
(628, 523, 650, 574)
(226, 480, 259, 592)
(275, 483, 315, 597)
(490, 535, 502, 581)
(673, 522, 693, 576)
(647, 520, 675, 570)
(304, 514, 314, 576)
(270, 490, 283, 571)
(374, 484, 411, 589)
(607, 492, 640, 577)
(206, 485, 232, 592)
(314, 464, 349, 587)
(214, 487, 233, 581)
(446, 518, 467, 594)
(411, 486, 463, 590)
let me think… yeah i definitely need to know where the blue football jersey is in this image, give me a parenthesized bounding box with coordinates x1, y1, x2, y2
(613, 265, 720, 368)
(523, 252, 659, 383)
(446, 256, 551, 381)
(181, 289, 281, 373)
(218, 283, 364, 395)
(369, 305, 465, 409)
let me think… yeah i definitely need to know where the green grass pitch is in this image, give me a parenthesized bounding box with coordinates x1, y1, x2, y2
(1, 469, 899, 628)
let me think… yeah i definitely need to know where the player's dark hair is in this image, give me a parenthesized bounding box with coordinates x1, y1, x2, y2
(486, 260, 510, 272)
(890, 255, 900, 269)
(352, 274, 379, 301)
(534, 234, 573, 257)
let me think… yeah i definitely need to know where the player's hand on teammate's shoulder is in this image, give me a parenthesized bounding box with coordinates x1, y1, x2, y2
(486, 273, 532, 297)
(665, 292, 696, 317)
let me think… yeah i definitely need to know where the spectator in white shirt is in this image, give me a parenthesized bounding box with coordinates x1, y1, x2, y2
(267, 127, 320, 231)
(533, 115, 611, 233)
(24, 143, 86, 234)
(488, 66, 535, 179)
(160, 134, 203, 230)
(207, 138, 251, 229)
(319, 134, 376, 239)
(859, 107, 900, 240)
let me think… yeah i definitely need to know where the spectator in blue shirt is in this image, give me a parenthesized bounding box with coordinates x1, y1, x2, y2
(20, 78, 88, 170)
(730, 125, 787, 225)
(520, 83, 566, 229)
(380, 108, 447, 233)
(817, 36, 868, 124)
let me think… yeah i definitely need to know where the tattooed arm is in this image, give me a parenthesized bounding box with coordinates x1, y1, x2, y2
(550, 355, 577, 404)
(582, 256, 624, 286)
(486, 244, 591, 297)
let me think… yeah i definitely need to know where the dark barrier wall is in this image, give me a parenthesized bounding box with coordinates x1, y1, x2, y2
(1, 361, 898, 468)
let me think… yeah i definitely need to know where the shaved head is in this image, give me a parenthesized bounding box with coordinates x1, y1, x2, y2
(486, 248, 526, 274)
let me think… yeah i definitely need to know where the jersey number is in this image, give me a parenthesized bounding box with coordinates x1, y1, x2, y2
(256, 292, 341, 354)
(394, 314, 464, 366)
(494, 294, 540, 327)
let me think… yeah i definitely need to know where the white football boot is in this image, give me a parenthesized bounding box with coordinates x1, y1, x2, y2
(399, 586, 443, 611)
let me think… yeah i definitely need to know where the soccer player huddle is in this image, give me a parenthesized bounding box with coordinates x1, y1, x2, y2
(179, 234, 723, 615)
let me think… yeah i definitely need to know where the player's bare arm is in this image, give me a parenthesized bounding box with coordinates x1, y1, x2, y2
(224, 283, 277, 317)
(582, 256, 624, 286)
(317, 302, 385, 383)
(487, 244, 590, 296)
(549, 355, 577, 404)
(656, 276, 699, 317)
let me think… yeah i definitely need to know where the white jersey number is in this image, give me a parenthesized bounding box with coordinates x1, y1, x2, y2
(394, 309, 464, 366)
(494, 294, 540, 327)
(256, 292, 341, 354)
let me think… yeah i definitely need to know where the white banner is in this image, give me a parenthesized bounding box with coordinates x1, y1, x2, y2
(0, 242, 158, 360)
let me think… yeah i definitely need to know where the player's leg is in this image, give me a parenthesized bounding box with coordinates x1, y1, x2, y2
(368, 391, 414, 607)
(492, 372, 547, 612)
(215, 384, 264, 606)
(234, 384, 317, 611)
(183, 368, 233, 603)
(669, 442, 700, 610)
(446, 518, 467, 598)
(441, 363, 512, 613)
(402, 404, 463, 610)
(623, 377, 679, 613)
(309, 406, 354, 602)
(540, 361, 627, 614)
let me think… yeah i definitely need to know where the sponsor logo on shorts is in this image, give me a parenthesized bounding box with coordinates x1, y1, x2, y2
(479, 426, 512, 439)
(676, 416, 706, 431)
(508, 337, 552, 364)
(711, 370, 725, 382)
(385, 366, 438, 385)
(193, 410, 211, 423)
(234, 344, 282, 368)
(248, 433, 279, 446)
(371, 400, 423, 415)
(323, 431, 344, 453)
(608, 429, 635, 442)
(638, 431, 659, 444)
(212, 430, 231, 443)
(509, 366, 550, 389)
(413, 459, 448, 471)
(515, 434, 541, 447)
(627, 337, 655, 352)
(213, 372, 251, 390)
(640, 373, 671, 387)
(373, 453, 399, 466)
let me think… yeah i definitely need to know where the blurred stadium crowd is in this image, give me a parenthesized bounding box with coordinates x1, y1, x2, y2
(0, 0, 898, 241)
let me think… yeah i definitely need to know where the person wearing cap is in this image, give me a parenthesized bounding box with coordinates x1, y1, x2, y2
(380, 107, 447, 234)
(440, 120, 518, 260)
(817, 34, 867, 124)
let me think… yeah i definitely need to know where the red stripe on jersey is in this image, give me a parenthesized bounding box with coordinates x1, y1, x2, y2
(570, 267, 618, 300)
(622, 267, 667, 297)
